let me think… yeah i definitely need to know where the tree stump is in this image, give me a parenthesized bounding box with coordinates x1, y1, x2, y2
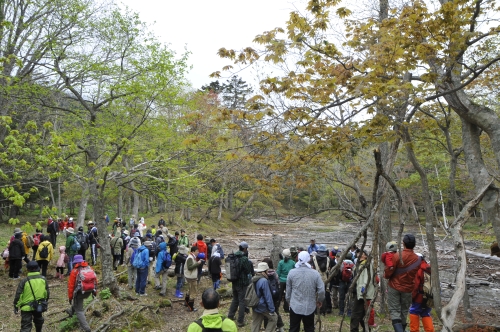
(271, 234, 282, 269)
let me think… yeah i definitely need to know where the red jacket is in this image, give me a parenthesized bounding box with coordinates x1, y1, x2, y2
(68, 262, 98, 301)
(59, 221, 68, 231)
(196, 240, 208, 258)
(412, 259, 431, 303)
(385, 249, 420, 293)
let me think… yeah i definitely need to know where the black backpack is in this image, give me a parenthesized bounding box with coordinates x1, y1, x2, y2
(194, 316, 226, 332)
(39, 243, 49, 259)
(268, 275, 280, 301)
(225, 253, 240, 282)
(76, 233, 88, 251)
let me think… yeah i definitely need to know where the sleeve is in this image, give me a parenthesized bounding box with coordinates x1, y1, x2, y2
(261, 280, 275, 313)
(316, 272, 326, 302)
(277, 261, 283, 278)
(14, 280, 25, 308)
(384, 253, 398, 279)
(285, 272, 292, 303)
(45, 278, 50, 300)
(68, 270, 77, 301)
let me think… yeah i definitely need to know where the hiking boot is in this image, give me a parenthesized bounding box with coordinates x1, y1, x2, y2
(159, 293, 166, 297)
(175, 290, 183, 298)
(237, 322, 246, 328)
(154, 286, 161, 290)
(65, 308, 73, 316)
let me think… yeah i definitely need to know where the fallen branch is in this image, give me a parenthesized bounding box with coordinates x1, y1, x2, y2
(465, 250, 500, 262)
(94, 300, 125, 332)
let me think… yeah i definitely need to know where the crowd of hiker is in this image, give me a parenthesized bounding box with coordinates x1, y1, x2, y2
(4, 213, 435, 332)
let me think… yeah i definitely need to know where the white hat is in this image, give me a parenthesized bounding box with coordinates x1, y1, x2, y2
(255, 262, 270, 273)
(282, 249, 291, 257)
(69, 217, 73, 221)
(66, 227, 74, 234)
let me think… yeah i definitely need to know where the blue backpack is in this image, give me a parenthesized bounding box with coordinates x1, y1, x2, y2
(130, 248, 139, 267)
(162, 251, 172, 269)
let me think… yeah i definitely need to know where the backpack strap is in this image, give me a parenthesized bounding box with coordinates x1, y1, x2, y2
(194, 318, 204, 328)
(393, 256, 421, 277)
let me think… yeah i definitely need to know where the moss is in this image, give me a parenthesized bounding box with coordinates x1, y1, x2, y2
(130, 313, 154, 329)
(118, 274, 128, 284)
(158, 299, 172, 308)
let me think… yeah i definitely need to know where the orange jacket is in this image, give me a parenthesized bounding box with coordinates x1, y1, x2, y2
(68, 262, 97, 301)
(412, 259, 431, 303)
(196, 240, 208, 258)
(385, 249, 420, 293)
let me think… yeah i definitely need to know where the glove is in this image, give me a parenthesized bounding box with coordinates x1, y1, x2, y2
(14, 307, 18, 314)
(361, 286, 366, 294)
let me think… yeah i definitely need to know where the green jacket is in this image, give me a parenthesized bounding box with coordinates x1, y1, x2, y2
(179, 235, 189, 247)
(66, 233, 78, 254)
(233, 250, 253, 288)
(277, 258, 295, 283)
(14, 272, 49, 311)
(187, 309, 237, 332)
(355, 261, 376, 300)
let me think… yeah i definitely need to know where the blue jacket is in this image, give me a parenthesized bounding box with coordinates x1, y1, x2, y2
(155, 242, 168, 273)
(252, 274, 275, 314)
(135, 245, 150, 269)
(308, 244, 319, 254)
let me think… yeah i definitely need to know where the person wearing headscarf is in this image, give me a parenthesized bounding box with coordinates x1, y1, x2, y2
(286, 251, 325, 332)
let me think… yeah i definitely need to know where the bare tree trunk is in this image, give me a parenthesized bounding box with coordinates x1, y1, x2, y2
(117, 184, 123, 218)
(58, 176, 62, 213)
(131, 182, 139, 219)
(77, 183, 89, 228)
(231, 192, 257, 221)
(271, 235, 282, 270)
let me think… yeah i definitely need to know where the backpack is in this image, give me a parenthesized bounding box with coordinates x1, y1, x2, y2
(194, 316, 227, 332)
(147, 242, 157, 258)
(76, 265, 97, 293)
(2, 248, 9, 259)
(268, 275, 280, 301)
(312, 256, 330, 283)
(162, 251, 172, 269)
(132, 248, 145, 268)
(26, 235, 35, 248)
(39, 243, 49, 259)
(341, 261, 354, 282)
(244, 279, 260, 307)
(76, 233, 89, 251)
(129, 247, 138, 265)
(70, 236, 81, 252)
(422, 269, 434, 308)
(225, 253, 240, 282)
(33, 234, 41, 247)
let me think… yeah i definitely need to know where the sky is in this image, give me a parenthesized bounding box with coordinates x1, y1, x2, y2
(118, 0, 302, 90)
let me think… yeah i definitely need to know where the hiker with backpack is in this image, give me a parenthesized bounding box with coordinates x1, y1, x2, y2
(21, 231, 32, 264)
(47, 218, 58, 248)
(167, 233, 178, 256)
(8, 231, 25, 279)
(67, 255, 97, 332)
(312, 244, 335, 314)
(184, 246, 205, 312)
(208, 251, 222, 290)
(65, 227, 79, 275)
(382, 234, 421, 332)
(339, 252, 355, 317)
(133, 241, 150, 296)
(350, 250, 377, 332)
(154, 242, 172, 296)
(35, 235, 53, 277)
(125, 236, 141, 289)
(286, 251, 325, 332)
(330, 250, 343, 310)
(31, 229, 43, 261)
(143, 233, 157, 282)
(307, 239, 319, 254)
(13, 260, 50, 332)
(249, 262, 278, 332)
(120, 229, 129, 265)
(179, 229, 189, 247)
(261, 258, 285, 332)
(174, 245, 188, 298)
(76, 227, 89, 262)
(277, 249, 295, 313)
(227, 241, 254, 327)
(87, 221, 99, 266)
(110, 233, 123, 270)
(409, 253, 435, 332)
(55, 246, 68, 280)
(187, 288, 238, 332)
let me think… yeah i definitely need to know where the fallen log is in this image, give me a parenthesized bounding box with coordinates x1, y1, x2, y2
(466, 250, 500, 262)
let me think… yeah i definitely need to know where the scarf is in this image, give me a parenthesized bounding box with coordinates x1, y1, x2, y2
(295, 251, 312, 268)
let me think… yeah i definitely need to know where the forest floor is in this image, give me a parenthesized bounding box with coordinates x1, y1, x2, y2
(1, 215, 500, 332)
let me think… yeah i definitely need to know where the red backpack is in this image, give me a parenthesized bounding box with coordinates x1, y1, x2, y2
(76, 265, 97, 294)
(33, 234, 42, 246)
(341, 261, 354, 282)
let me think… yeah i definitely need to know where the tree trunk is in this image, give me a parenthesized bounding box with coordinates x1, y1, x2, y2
(117, 184, 123, 218)
(231, 192, 257, 221)
(58, 176, 62, 214)
(77, 183, 89, 228)
(131, 182, 139, 219)
(271, 234, 282, 270)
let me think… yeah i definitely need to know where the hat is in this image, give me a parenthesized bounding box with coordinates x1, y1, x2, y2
(123, 230, 129, 235)
(129, 237, 141, 248)
(198, 253, 206, 260)
(282, 249, 291, 257)
(178, 245, 188, 254)
(66, 227, 74, 234)
(78, 226, 84, 232)
(134, 231, 140, 237)
(27, 261, 40, 272)
(318, 244, 327, 252)
(345, 252, 353, 260)
(210, 238, 216, 243)
(290, 246, 297, 253)
(181, 229, 185, 233)
(310, 239, 315, 241)
(336, 249, 342, 257)
(255, 262, 270, 273)
(239, 241, 249, 249)
(73, 255, 84, 264)
(334, 246, 339, 250)
(146, 233, 152, 238)
(403, 234, 416, 246)
(87, 220, 94, 225)
(386, 241, 397, 252)
(14, 228, 21, 234)
(297, 247, 304, 252)
(69, 217, 73, 221)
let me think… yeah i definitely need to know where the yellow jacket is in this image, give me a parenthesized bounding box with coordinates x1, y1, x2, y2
(35, 240, 54, 261)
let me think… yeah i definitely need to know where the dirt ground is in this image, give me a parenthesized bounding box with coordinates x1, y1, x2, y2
(1, 218, 499, 331)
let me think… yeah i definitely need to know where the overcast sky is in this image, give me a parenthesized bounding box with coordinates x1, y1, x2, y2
(118, 0, 301, 89)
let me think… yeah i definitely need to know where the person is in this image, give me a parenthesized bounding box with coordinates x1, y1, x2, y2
(104, 214, 110, 225)
(174, 245, 188, 298)
(290, 246, 298, 262)
(339, 252, 355, 316)
(208, 251, 222, 289)
(251, 262, 278, 332)
(67, 217, 75, 230)
(381, 241, 398, 272)
(31, 229, 43, 261)
(134, 241, 150, 296)
(277, 248, 295, 313)
(409, 253, 435, 332)
(67, 255, 97, 332)
(154, 242, 170, 296)
(211, 239, 225, 259)
(9, 231, 25, 279)
(65, 227, 78, 275)
(187, 288, 238, 332)
(196, 234, 208, 258)
(55, 246, 67, 280)
(87, 221, 99, 265)
(120, 229, 129, 265)
(35, 235, 54, 277)
(350, 251, 376, 332)
(21, 231, 31, 264)
(59, 217, 68, 234)
(261, 258, 284, 332)
(110, 233, 123, 270)
(184, 246, 204, 311)
(76, 226, 89, 262)
(286, 251, 325, 332)
(179, 229, 189, 247)
(125, 236, 141, 289)
(330, 250, 343, 310)
(47, 218, 58, 248)
(167, 233, 178, 256)
(383, 234, 421, 332)
(350, 245, 360, 263)
(312, 244, 334, 314)
(143, 233, 156, 282)
(112, 218, 121, 235)
(14, 261, 49, 332)
(307, 239, 319, 254)
(158, 216, 166, 228)
(129, 215, 136, 229)
(227, 241, 254, 327)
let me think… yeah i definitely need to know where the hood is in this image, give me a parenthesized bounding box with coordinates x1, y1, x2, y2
(235, 250, 245, 257)
(159, 242, 167, 251)
(59, 246, 66, 253)
(200, 311, 224, 329)
(251, 273, 267, 283)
